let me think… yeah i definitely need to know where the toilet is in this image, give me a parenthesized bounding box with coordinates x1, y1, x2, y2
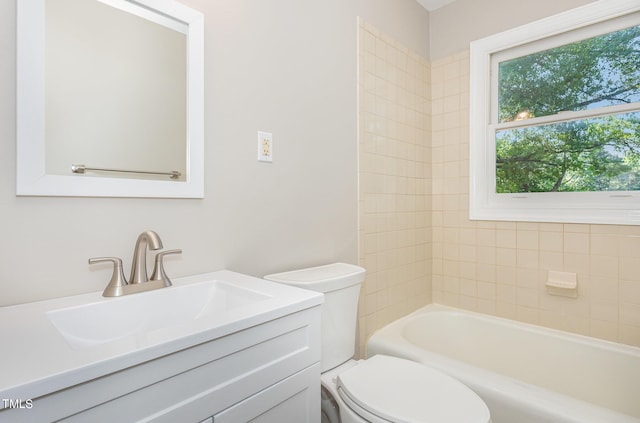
(264, 263, 491, 423)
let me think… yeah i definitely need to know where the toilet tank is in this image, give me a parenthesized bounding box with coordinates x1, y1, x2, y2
(264, 263, 365, 372)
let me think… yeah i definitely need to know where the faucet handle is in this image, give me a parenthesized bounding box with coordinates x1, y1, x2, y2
(150, 249, 182, 287)
(89, 257, 128, 297)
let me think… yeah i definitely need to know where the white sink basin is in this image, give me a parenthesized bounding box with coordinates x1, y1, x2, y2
(46, 280, 271, 349)
(0, 270, 323, 407)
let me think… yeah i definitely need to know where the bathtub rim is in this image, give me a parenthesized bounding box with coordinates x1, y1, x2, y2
(371, 303, 640, 356)
(366, 303, 640, 423)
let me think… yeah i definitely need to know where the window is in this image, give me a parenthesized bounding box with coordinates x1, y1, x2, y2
(469, 0, 640, 224)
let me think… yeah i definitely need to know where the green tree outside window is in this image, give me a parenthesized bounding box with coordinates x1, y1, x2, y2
(496, 24, 640, 193)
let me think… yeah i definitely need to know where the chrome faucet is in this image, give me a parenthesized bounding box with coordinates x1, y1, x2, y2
(89, 230, 181, 297)
(129, 230, 163, 284)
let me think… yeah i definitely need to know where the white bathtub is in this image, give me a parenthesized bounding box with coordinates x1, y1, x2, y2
(367, 304, 640, 423)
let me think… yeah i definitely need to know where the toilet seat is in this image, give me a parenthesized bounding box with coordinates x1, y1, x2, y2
(337, 355, 491, 423)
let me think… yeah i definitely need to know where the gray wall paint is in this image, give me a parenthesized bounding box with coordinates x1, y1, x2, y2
(0, 0, 428, 305)
(429, 0, 596, 60)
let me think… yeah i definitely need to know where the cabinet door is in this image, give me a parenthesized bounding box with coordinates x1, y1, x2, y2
(214, 363, 320, 423)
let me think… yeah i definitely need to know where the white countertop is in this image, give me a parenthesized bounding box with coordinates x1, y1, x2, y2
(0, 270, 323, 401)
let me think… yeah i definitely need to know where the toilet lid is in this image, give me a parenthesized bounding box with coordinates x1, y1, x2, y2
(337, 355, 490, 423)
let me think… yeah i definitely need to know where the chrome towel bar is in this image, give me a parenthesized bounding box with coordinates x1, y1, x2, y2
(71, 164, 181, 179)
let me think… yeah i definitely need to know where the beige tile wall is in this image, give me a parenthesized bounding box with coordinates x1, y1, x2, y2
(431, 51, 640, 348)
(357, 20, 432, 355)
(358, 28, 639, 352)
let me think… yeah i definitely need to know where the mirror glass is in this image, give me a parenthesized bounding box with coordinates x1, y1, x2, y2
(17, 0, 204, 198)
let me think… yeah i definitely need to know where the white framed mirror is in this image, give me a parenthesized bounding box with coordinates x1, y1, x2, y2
(16, 0, 204, 198)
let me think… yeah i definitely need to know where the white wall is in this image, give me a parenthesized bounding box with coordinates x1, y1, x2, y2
(429, 0, 596, 59)
(0, 0, 428, 306)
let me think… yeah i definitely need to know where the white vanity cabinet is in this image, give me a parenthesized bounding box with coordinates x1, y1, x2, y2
(14, 308, 320, 423)
(0, 271, 323, 423)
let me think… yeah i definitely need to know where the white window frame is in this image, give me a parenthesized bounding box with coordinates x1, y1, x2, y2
(469, 0, 640, 225)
